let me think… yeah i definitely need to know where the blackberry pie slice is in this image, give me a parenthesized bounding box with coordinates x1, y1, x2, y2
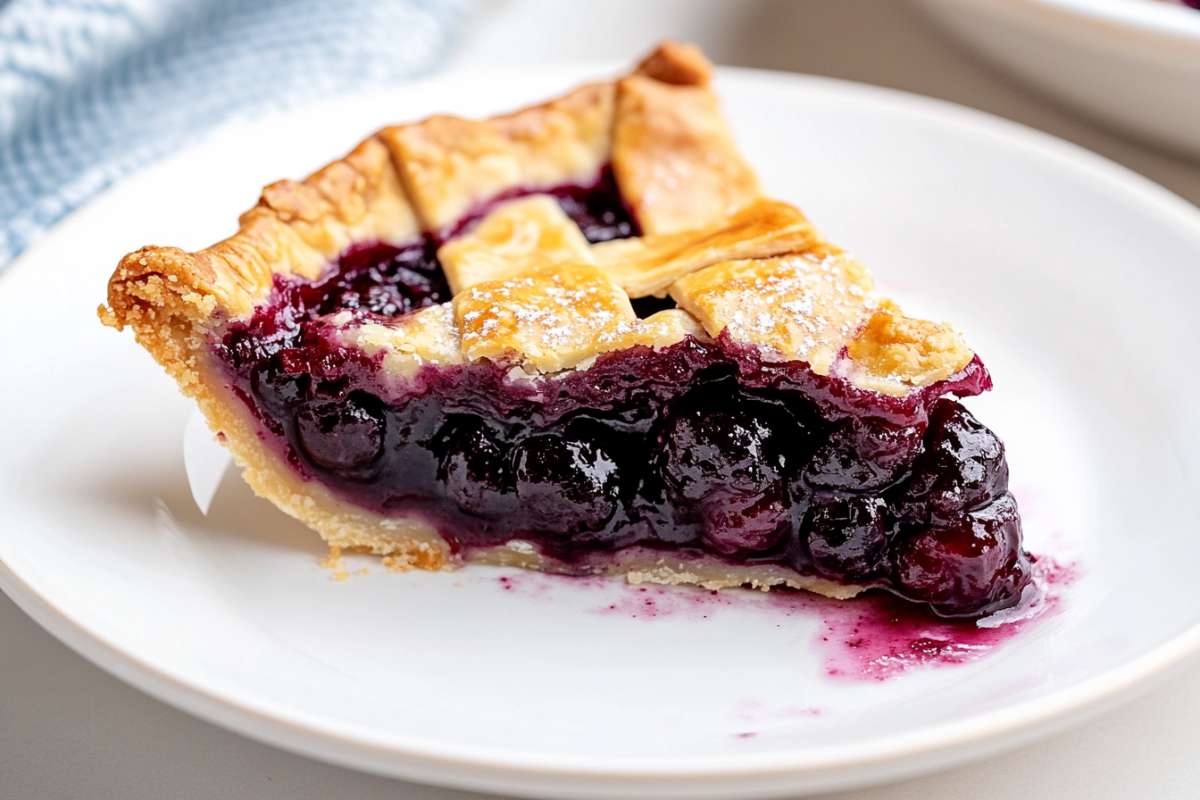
(101, 43, 1031, 618)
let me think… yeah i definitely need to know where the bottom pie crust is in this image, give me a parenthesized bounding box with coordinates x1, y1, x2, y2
(468, 544, 864, 598)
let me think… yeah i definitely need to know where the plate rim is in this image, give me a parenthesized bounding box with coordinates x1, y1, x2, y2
(3, 62, 1200, 793)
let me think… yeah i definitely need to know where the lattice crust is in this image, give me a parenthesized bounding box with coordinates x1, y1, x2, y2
(455, 263, 637, 372)
(437, 196, 594, 294)
(379, 81, 616, 234)
(101, 40, 974, 405)
(613, 38, 759, 234)
(345, 195, 973, 396)
(670, 253, 874, 375)
(593, 198, 822, 298)
(101, 41, 756, 337)
(612, 73, 760, 235)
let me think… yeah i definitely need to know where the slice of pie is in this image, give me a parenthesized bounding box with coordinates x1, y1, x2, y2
(100, 42, 1030, 618)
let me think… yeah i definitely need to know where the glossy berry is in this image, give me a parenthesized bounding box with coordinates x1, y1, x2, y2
(701, 482, 792, 555)
(561, 201, 636, 243)
(513, 432, 621, 533)
(897, 400, 1009, 523)
(659, 398, 786, 503)
(319, 267, 442, 317)
(553, 170, 638, 243)
(251, 363, 308, 418)
(804, 418, 925, 492)
(295, 395, 385, 472)
(312, 241, 450, 318)
(438, 419, 514, 517)
(804, 496, 890, 580)
(893, 492, 1030, 617)
(221, 310, 301, 373)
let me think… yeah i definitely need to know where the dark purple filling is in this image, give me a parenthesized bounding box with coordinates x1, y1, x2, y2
(442, 166, 638, 244)
(215, 176, 1030, 618)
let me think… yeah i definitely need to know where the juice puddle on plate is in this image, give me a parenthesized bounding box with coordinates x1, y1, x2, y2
(495, 556, 1077, 683)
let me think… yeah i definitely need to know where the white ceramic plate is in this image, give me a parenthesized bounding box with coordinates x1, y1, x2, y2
(919, 0, 1200, 158)
(2, 65, 1199, 799)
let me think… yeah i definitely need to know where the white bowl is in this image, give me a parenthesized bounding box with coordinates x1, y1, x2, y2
(919, 0, 1200, 158)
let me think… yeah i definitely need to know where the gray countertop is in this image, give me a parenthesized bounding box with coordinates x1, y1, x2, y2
(4, 1, 1199, 797)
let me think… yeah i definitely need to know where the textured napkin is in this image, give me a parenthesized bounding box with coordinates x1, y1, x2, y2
(0, 0, 470, 268)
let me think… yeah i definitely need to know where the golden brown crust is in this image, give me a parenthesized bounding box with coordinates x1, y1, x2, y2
(257, 135, 420, 257)
(436, 195, 594, 294)
(670, 253, 876, 375)
(101, 133, 415, 335)
(634, 40, 713, 87)
(98, 131, 444, 571)
(343, 197, 824, 376)
(612, 73, 761, 235)
(100, 42, 742, 336)
(382, 39, 723, 235)
(103, 259, 450, 568)
(594, 198, 821, 297)
(454, 263, 637, 372)
(841, 301, 973, 394)
(380, 82, 616, 233)
(616, 39, 763, 235)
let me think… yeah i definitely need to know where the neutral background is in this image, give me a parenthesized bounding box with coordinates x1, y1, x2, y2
(3, 2, 1199, 798)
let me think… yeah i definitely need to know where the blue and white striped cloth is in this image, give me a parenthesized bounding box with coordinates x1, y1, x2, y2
(0, 0, 470, 268)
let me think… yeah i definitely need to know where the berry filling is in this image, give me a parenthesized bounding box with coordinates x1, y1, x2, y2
(215, 176, 1030, 618)
(443, 166, 638, 244)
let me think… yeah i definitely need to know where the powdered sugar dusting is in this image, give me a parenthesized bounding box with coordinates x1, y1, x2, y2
(672, 253, 877, 374)
(455, 265, 638, 370)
